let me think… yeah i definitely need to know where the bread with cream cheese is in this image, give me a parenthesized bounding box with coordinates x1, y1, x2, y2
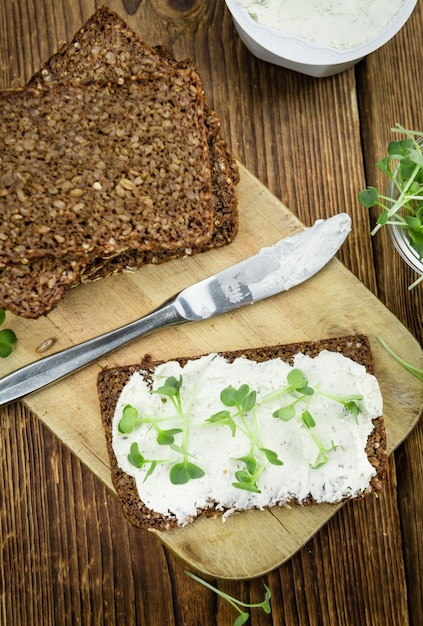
(97, 335, 387, 531)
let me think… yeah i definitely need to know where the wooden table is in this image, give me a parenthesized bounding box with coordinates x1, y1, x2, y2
(1, 1, 422, 624)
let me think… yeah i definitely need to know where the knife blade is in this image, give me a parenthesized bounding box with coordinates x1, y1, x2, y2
(0, 212, 351, 406)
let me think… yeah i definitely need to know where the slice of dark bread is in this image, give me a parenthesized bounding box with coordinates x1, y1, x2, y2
(28, 6, 240, 212)
(0, 73, 214, 264)
(97, 335, 387, 531)
(0, 7, 239, 319)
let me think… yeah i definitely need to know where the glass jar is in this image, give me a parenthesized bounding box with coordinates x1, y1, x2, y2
(386, 169, 423, 283)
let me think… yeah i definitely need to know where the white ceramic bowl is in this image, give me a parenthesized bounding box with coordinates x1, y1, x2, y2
(225, 0, 417, 77)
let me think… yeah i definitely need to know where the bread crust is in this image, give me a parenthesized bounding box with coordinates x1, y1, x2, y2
(97, 335, 387, 531)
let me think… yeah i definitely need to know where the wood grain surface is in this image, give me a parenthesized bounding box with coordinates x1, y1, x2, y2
(1, 0, 422, 624)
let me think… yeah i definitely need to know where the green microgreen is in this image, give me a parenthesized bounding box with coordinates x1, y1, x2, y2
(118, 404, 183, 444)
(209, 383, 283, 493)
(220, 384, 257, 413)
(0, 309, 17, 358)
(206, 410, 237, 436)
(376, 334, 423, 382)
(309, 436, 336, 469)
(169, 460, 205, 484)
(260, 447, 284, 466)
(270, 368, 362, 467)
(233, 453, 261, 493)
(120, 377, 205, 484)
(205, 384, 256, 438)
(126, 442, 163, 482)
(313, 390, 363, 424)
(118, 404, 141, 433)
(261, 368, 314, 405)
(127, 441, 144, 468)
(152, 375, 183, 409)
(301, 409, 316, 428)
(184, 570, 271, 625)
(358, 124, 423, 288)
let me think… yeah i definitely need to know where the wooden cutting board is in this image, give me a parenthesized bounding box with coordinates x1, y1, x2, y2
(1, 165, 422, 580)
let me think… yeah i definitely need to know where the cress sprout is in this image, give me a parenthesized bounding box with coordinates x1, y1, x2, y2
(0, 309, 17, 357)
(207, 383, 283, 493)
(358, 124, 423, 288)
(376, 334, 423, 382)
(118, 367, 364, 491)
(119, 376, 205, 484)
(184, 570, 271, 625)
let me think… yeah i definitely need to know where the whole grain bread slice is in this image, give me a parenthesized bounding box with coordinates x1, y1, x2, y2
(28, 6, 239, 202)
(28, 6, 240, 239)
(97, 335, 387, 531)
(0, 72, 214, 264)
(0, 7, 239, 318)
(0, 99, 239, 318)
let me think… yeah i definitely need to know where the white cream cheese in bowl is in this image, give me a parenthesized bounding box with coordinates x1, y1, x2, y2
(237, 0, 404, 50)
(225, 0, 417, 77)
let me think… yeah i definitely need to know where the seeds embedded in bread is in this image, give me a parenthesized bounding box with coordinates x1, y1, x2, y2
(0, 75, 214, 264)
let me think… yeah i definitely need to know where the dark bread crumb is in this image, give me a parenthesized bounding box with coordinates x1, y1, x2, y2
(0, 76, 213, 263)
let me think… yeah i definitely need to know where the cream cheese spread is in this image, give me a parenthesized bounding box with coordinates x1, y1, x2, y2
(112, 350, 383, 525)
(237, 0, 403, 50)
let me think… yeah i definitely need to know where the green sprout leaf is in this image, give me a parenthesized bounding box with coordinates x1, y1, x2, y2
(220, 385, 239, 406)
(301, 409, 316, 429)
(0, 329, 16, 345)
(234, 470, 252, 483)
(144, 461, 158, 482)
(220, 384, 257, 413)
(273, 404, 296, 421)
(127, 442, 145, 468)
(236, 454, 257, 475)
(185, 570, 272, 625)
(206, 410, 237, 436)
(344, 400, 360, 423)
(152, 375, 182, 398)
(260, 448, 283, 466)
(388, 138, 414, 158)
(241, 389, 257, 412)
(0, 312, 17, 359)
(358, 186, 380, 208)
(287, 368, 308, 390)
(232, 480, 261, 494)
(118, 404, 140, 434)
(0, 342, 13, 358)
(156, 428, 182, 445)
(170, 461, 205, 485)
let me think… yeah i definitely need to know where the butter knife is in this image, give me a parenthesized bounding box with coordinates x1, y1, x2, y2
(0, 212, 351, 406)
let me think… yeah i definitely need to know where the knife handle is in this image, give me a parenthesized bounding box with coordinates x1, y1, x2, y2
(0, 298, 184, 406)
